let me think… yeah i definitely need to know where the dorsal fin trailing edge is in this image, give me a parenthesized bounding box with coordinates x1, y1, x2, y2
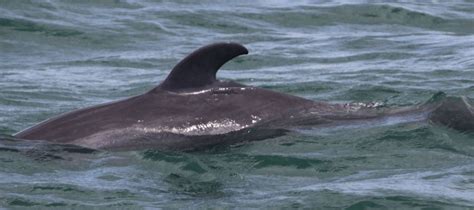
(158, 42, 248, 91)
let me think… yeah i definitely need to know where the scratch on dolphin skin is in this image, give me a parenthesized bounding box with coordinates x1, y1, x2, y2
(175, 87, 255, 96)
(343, 102, 385, 112)
(135, 118, 261, 136)
(251, 115, 262, 124)
(176, 89, 213, 96)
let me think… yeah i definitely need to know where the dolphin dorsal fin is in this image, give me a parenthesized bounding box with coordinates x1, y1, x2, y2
(158, 42, 248, 91)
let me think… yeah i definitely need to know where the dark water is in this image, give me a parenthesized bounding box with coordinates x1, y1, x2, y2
(1, 0, 474, 208)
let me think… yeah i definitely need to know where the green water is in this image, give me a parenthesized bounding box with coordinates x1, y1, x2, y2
(1, 0, 474, 208)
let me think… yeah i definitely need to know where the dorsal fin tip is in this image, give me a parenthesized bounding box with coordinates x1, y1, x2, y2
(158, 42, 248, 91)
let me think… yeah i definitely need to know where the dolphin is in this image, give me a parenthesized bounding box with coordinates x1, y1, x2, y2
(14, 43, 474, 151)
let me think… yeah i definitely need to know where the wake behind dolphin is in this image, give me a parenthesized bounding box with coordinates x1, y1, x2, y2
(14, 43, 474, 151)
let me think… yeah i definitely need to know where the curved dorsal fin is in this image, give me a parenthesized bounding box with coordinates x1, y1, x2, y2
(158, 42, 248, 91)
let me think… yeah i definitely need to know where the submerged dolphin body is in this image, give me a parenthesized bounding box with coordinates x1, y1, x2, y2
(14, 43, 474, 151)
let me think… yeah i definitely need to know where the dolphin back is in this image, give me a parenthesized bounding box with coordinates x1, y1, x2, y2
(429, 96, 474, 132)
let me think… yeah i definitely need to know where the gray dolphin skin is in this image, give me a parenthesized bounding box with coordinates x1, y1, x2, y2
(14, 43, 474, 151)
